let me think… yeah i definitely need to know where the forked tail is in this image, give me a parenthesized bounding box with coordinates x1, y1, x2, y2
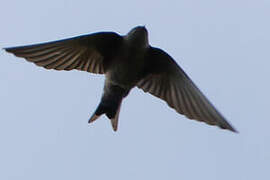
(88, 97, 123, 131)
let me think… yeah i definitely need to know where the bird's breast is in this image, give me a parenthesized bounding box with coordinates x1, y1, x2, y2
(105, 48, 146, 89)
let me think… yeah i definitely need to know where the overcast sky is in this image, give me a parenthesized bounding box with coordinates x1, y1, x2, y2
(1, 0, 270, 179)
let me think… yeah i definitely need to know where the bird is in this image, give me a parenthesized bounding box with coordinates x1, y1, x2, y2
(4, 26, 237, 132)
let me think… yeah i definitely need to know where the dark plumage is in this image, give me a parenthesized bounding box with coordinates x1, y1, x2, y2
(4, 26, 237, 132)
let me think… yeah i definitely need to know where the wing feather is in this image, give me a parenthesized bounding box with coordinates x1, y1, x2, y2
(137, 47, 237, 132)
(5, 32, 123, 74)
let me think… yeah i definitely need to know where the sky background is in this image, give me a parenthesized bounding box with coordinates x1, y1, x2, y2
(1, 0, 270, 179)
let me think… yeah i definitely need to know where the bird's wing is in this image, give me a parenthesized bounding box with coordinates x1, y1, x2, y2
(137, 47, 237, 132)
(4, 32, 123, 74)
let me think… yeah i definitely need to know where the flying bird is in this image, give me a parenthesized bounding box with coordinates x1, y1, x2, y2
(4, 26, 237, 132)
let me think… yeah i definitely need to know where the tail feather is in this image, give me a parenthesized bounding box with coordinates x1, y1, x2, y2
(88, 114, 100, 124)
(88, 99, 123, 131)
(110, 100, 122, 131)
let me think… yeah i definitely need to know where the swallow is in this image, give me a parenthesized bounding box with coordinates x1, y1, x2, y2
(4, 26, 237, 132)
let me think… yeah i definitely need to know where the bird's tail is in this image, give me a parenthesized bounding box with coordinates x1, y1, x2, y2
(88, 97, 123, 131)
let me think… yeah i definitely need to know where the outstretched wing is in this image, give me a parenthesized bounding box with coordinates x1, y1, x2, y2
(5, 32, 123, 74)
(137, 47, 237, 132)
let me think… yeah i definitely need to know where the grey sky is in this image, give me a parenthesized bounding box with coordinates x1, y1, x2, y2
(1, 0, 269, 179)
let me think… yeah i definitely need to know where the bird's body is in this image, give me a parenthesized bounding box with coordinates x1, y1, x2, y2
(105, 45, 145, 89)
(109, 27, 149, 87)
(91, 27, 150, 129)
(4, 26, 237, 132)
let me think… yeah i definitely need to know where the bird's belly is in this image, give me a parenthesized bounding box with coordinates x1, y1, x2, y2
(106, 58, 144, 89)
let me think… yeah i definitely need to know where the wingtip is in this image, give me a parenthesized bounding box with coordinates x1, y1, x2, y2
(230, 127, 239, 133)
(223, 124, 239, 133)
(3, 47, 16, 54)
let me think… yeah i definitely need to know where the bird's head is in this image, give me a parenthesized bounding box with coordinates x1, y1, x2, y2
(126, 26, 149, 47)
